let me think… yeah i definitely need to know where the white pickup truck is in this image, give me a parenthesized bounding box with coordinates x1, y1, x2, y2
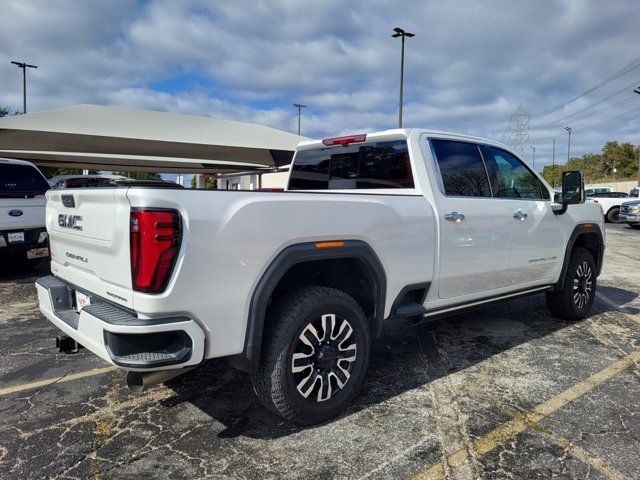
(37, 129, 604, 424)
(586, 192, 636, 223)
(1, 158, 50, 267)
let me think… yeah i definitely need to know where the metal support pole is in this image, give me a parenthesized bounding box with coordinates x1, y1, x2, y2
(399, 35, 404, 128)
(11, 61, 37, 114)
(392, 27, 414, 129)
(530, 146, 536, 170)
(22, 67, 26, 113)
(552, 138, 556, 188)
(292, 103, 307, 135)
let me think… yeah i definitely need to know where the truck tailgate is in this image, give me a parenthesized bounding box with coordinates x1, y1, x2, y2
(46, 188, 133, 308)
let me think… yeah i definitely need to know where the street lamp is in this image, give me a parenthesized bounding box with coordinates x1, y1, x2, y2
(634, 86, 640, 186)
(551, 138, 556, 188)
(392, 27, 415, 128)
(292, 103, 307, 135)
(11, 61, 37, 114)
(529, 146, 536, 170)
(564, 127, 572, 165)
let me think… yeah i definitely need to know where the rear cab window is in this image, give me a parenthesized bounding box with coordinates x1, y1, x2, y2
(288, 140, 414, 190)
(430, 139, 491, 197)
(0, 163, 50, 198)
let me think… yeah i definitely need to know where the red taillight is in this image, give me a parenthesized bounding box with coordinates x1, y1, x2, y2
(322, 134, 367, 146)
(130, 209, 181, 293)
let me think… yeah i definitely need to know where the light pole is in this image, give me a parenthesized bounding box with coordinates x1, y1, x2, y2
(529, 146, 536, 170)
(635, 86, 640, 186)
(11, 61, 37, 114)
(552, 138, 556, 188)
(292, 103, 307, 135)
(564, 127, 572, 166)
(392, 27, 414, 128)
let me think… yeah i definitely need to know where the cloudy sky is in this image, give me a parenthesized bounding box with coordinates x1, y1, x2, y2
(1, 0, 639, 173)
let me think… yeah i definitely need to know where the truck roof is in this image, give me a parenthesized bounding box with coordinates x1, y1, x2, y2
(296, 128, 512, 151)
(0, 157, 41, 168)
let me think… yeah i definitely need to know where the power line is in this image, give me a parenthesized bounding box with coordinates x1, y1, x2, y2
(531, 55, 640, 119)
(499, 118, 512, 143)
(533, 94, 640, 130)
(532, 80, 640, 128)
(506, 105, 529, 155)
(532, 106, 640, 142)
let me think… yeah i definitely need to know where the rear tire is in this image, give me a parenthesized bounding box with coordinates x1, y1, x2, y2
(606, 207, 620, 223)
(629, 223, 640, 230)
(545, 247, 596, 320)
(251, 286, 370, 425)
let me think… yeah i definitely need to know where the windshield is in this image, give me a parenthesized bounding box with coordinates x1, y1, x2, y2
(0, 163, 50, 197)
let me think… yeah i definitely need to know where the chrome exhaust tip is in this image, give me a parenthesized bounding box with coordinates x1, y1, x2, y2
(126, 368, 192, 393)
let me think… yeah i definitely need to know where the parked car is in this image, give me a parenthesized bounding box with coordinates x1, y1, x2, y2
(629, 187, 639, 198)
(619, 200, 640, 229)
(585, 187, 613, 196)
(36, 130, 604, 424)
(586, 193, 629, 223)
(0, 158, 50, 267)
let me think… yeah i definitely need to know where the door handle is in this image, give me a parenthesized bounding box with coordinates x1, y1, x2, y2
(513, 210, 528, 220)
(444, 212, 465, 222)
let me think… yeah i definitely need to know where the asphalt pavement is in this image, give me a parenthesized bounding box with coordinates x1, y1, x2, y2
(0, 223, 638, 479)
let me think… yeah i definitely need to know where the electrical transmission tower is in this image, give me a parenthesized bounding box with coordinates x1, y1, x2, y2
(506, 104, 530, 155)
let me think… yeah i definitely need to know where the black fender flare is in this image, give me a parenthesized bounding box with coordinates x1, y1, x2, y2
(229, 240, 387, 373)
(554, 223, 605, 291)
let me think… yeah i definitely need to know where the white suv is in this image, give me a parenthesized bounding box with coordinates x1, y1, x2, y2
(0, 158, 50, 267)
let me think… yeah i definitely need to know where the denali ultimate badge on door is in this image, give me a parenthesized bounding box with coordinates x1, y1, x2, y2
(58, 214, 83, 230)
(8, 209, 23, 217)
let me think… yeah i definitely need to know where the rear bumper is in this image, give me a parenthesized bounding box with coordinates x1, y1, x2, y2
(36, 275, 205, 371)
(0, 227, 49, 258)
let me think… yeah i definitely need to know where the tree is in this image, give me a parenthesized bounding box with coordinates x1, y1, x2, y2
(0, 106, 18, 117)
(190, 174, 217, 189)
(541, 139, 639, 185)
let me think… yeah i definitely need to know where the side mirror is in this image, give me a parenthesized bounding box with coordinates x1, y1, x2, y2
(561, 170, 584, 205)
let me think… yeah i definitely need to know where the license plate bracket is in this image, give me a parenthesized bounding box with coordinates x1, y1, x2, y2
(27, 247, 49, 259)
(75, 290, 91, 312)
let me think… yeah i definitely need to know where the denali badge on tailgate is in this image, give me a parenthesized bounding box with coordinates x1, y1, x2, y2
(58, 214, 83, 230)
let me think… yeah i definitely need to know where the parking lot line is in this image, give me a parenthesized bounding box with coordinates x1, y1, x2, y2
(596, 291, 640, 325)
(531, 425, 630, 480)
(410, 349, 640, 480)
(0, 366, 116, 397)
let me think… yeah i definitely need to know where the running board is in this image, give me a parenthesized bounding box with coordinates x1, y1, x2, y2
(413, 285, 551, 324)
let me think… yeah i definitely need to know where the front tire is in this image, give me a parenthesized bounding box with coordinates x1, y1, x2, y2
(606, 207, 620, 223)
(545, 247, 597, 320)
(251, 286, 370, 425)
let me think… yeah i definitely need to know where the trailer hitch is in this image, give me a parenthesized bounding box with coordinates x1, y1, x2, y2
(56, 335, 82, 354)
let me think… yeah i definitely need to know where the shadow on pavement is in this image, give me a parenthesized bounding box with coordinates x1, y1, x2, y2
(597, 285, 640, 314)
(0, 258, 50, 282)
(162, 291, 609, 440)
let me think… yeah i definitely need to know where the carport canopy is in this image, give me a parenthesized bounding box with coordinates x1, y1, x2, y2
(0, 105, 307, 173)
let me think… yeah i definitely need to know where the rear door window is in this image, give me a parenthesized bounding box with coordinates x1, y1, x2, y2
(430, 139, 491, 197)
(288, 141, 414, 190)
(0, 163, 50, 197)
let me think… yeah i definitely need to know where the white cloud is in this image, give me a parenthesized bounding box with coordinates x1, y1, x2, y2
(1, 0, 639, 171)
